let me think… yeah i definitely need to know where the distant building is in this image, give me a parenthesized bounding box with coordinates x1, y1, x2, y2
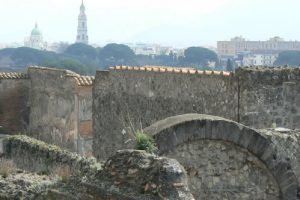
(24, 23, 46, 50)
(76, 0, 88, 44)
(126, 43, 184, 57)
(217, 36, 300, 66)
(242, 53, 278, 66)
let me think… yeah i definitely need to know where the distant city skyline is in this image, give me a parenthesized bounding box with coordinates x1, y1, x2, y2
(1, 0, 300, 47)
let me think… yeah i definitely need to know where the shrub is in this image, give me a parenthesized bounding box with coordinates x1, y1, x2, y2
(0, 159, 16, 178)
(135, 131, 158, 154)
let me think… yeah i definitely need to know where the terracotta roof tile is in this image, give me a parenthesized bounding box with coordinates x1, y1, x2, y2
(73, 76, 94, 86)
(0, 72, 28, 79)
(110, 66, 230, 76)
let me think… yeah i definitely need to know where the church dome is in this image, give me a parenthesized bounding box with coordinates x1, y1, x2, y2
(31, 23, 42, 36)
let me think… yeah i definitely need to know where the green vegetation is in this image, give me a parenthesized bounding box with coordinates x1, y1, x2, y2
(226, 58, 234, 71)
(65, 43, 98, 60)
(135, 131, 158, 154)
(275, 51, 300, 66)
(0, 44, 220, 75)
(0, 159, 16, 178)
(181, 47, 219, 67)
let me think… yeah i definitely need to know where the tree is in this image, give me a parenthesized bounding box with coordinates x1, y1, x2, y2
(43, 59, 84, 74)
(182, 47, 219, 67)
(55, 42, 70, 53)
(275, 51, 300, 66)
(98, 43, 136, 68)
(64, 43, 97, 60)
(226, 59, 234, 71)
(10, 47, 58, 66)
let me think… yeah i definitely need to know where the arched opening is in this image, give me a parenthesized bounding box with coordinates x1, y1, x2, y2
(144, 114, 298, 200)
(165, 139, 280, 199)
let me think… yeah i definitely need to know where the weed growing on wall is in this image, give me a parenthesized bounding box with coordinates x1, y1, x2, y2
(0, 159, 16, 178)
(135, 130, 158, 154)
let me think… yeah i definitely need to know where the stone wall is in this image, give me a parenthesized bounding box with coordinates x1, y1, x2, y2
(93, 67, 237, 159)
(259, 128, 300, 187)
(77, 86, 93, 156)
(144, 114, 299, 200)
(93, 66, 300, 160)
(2, 135, 100, 175)
(27, 67, 94, 154)
(2, 136, 194, 200)
(94, 150, 194, 200)
(0, 73, 29, 134)
(237, 67, 300, 129)
(47, 150, 194, 200)
(165, 140, 280, 199)
(28, 67, 79, 151)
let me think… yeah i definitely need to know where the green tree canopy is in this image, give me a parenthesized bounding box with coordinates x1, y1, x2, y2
(98, 43, 136, 67)
(11, 47, 58, 66)
(275, 51, 300, 66)
(64, 43, 97, 60)
(183, 47, 219, 67)
(43, 59, 85, 73)
(226, 59, 234, 71)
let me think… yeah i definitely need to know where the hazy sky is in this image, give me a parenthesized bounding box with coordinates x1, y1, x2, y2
(0, 0, 300, 47)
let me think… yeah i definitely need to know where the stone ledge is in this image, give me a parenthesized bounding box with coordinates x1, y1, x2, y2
(2, 135, 101, 176)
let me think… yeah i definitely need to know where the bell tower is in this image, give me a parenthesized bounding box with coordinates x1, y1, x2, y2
(76, 0, 88, 44)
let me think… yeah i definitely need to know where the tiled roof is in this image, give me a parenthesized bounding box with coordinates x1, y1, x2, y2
(110, 66, 231, 76)
(0, 72, 28, 79)
(73, 76, 94, 86)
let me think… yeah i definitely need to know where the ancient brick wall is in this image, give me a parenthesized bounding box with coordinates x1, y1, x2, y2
(0, 73, 29, 134)
(2, 135, 100, 175)
(237, 67, 300, 129)
(0, 67, 93, 154)
(144, 114, 299, 200)
(165, 140, 280, 199)
(2, 135, 194, 200)
(93, 66, 300, 160)
(93, 66, 238, 159)
(77, 86, 93, 156)
(28, 67, 79, 151)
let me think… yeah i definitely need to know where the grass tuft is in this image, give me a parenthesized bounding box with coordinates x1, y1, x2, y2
(135, 130, 158, 154)
(0, 159, 16, 178)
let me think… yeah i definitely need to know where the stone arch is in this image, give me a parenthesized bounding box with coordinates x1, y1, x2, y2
(144, 114, 299, 200)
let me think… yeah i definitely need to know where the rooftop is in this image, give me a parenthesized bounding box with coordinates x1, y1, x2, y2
(0, 72, 28, 79)
(73, 75, 94, 86)
(110, 66, 231, 76)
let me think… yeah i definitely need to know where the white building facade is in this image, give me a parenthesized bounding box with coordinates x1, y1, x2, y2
(24, 23, 46, 50)
(243, 54, 278, 66)
(217, 36, 298, 66)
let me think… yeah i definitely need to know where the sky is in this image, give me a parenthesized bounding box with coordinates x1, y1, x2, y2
(0, 0, 300, 47)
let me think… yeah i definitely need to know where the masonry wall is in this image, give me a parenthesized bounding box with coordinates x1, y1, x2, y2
(77, 86, 93, 156)
(165, 140, 280, 199)
(0, 78, 29, 134)
(28, 67, 79, 151)
(238, 67, 300, 129)
(2, 135, 100, 175)
(144, 114, 300, 200)
(93, 69, 238, 159)
(3, 136, 194, 200)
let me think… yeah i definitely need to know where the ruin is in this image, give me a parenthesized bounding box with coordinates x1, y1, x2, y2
(0, 65, 300, 199)
(93, 66, 300, 159)
(0, 67, 94, 155)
